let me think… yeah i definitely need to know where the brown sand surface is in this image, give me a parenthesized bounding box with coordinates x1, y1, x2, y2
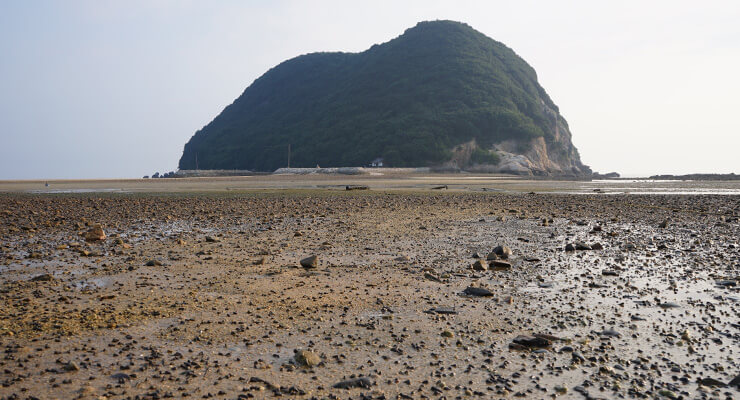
(0, 185, 738, 399)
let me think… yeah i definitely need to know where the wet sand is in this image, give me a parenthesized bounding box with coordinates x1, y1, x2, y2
(2, 173, 740, 195)
(0, 183, 738, 399)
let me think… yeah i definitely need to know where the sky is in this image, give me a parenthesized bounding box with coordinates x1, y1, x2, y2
(1, 0, 739, 179)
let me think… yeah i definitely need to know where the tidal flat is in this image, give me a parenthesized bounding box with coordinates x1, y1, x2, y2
(0, 187, 738, 399)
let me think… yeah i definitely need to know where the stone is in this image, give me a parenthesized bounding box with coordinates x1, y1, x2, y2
(491, 260, 511, 270)
(111, 373, 131, 383)
(333, 377, 373, 389)
(145, 260, 163, 266)
(575, 242, 591, 250)
(426, 307, 458, 315)
(491, 245, 512, 259)
(471, 259, 488, 271)
(205, 236, 220, 243)
(598, 329, 622, 338)
(463, 287, 493, 297)
(300, 255, 318, 269)
(294, 349, 320, 367)
(84, 224, 106, 242)
(62, 361, 79, 372)
(565, 243, 575, 252)
(30, 273, 54, 282)
(511, 335, 552, 348)
(697, 377, 726, 387)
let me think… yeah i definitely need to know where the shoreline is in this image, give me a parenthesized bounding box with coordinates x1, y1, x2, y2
(0, 191, 738, 398)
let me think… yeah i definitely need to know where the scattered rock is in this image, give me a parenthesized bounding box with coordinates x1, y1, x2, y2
(471, 259, 488, 271)
(491, 245, 512, 259)
(597, 329, 622, 338)
(511, 335, 551, 349)
(425, 307, 458, 315)
(300, 255, 318, 269)
(463, 287, 493, 297)
(697, 377, 726, 387)
(333, 376, 373, 389)
(62, 361, 79, 372)
(491, 260, 512, 270)
(294, 349, 320, 367)
(84, 224, 106, 242)
(30, 273, 54, 282)
(111, 373, 131, 383)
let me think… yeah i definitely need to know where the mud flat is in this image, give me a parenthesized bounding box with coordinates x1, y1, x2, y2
(0, 189, 738, 399)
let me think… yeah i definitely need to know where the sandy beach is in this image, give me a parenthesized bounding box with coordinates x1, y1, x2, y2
(0, 178, 738, 399)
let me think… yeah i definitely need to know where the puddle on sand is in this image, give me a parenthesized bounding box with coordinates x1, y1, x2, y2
(71, 277, 112, 290)
(28, 188, 130, 194)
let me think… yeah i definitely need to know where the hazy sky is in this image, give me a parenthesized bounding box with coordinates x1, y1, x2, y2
(1, 0, 739, 179)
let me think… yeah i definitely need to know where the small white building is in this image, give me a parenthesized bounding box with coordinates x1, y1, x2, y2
(370, 158, 384, 167)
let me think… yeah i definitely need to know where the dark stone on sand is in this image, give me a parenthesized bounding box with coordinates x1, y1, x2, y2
(598, 329, 622, 338)
(659, 302, 681, 309)
(463, 287, 494, 297)
(602, 270, 619, 276)
(571, 352, 585, 363)
(512, 335, 551, 348)
(111, 373, 131, 383)
(591, 242, 603, 250)
(426, 307, 458, 315)
(333, 376, 373, 389)
(205, 236, 220, 243)
(565, 243, 575, 252)
(472, 259, 488, 271)
(62, 361, 79, 372)
(697, 377, 726, 387)
(300, 255, 318, 269)
(345, 185, 369, 191)
(575, 242, 591, 250)
(30, 273, 54, 282)
(729, 374, 740, 387)
(491, 260, 512, 270)
(145, 259, 163, 266)
(491, 245, 512, 259)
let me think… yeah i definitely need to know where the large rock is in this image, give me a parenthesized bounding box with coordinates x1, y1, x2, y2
(300, 255, 318, 269)
(84, 224, 106, 242)
(294, 350, 320, 367)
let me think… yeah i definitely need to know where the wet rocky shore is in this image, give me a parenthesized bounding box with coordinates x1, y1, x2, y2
(0, 192, 738, 399)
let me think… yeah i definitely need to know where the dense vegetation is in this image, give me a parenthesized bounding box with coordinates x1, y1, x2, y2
(179, 20, 568, 171)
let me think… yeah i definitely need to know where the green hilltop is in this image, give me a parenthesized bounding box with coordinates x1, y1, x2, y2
(179, 20, 589, 175)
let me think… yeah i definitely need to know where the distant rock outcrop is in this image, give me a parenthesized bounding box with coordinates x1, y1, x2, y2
(179, 20, 590, 176)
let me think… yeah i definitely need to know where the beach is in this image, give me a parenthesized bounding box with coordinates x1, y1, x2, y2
(0, 177, 738, 399)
